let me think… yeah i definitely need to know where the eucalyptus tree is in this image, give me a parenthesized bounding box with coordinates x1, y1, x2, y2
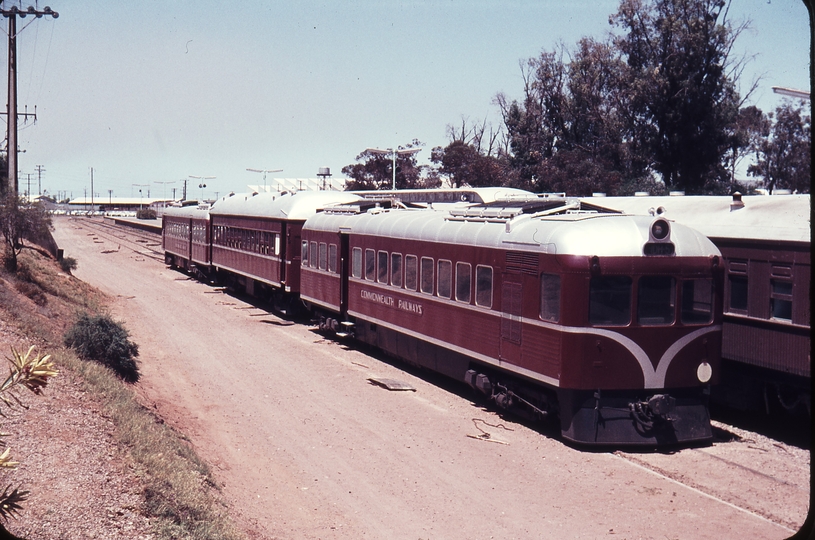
(749, 101, 811, 194)
(611, 0, 747, 192)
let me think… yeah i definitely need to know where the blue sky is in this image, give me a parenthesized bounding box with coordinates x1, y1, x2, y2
(5, 0, 811, 200)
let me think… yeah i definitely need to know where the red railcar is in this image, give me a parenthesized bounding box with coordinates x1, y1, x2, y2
(206, 191, 362, 305)
(162, 205, 212, 277)
(301, 198, 724, 446)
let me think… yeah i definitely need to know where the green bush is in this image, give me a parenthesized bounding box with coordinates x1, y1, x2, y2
(64, 314, 140, 382)
(136, 208, 157, 220)
(58, 256, 78, 273)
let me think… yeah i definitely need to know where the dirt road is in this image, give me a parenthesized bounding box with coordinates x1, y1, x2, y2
(52, 217, 807, 539)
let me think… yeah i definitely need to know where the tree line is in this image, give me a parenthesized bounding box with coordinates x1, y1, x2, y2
(343, 0, 810, 196)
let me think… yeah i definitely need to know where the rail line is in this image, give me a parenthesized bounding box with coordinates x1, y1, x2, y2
(63, 217, 165, 262)
(613, 433, 806, 534)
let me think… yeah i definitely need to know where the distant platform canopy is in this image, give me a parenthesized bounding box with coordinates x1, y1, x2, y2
(68, 197, 173, 207)
(249, 177, 348, 193)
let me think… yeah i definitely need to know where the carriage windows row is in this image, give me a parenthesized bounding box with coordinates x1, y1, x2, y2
(214, 226, 280, 256)
(165, 222, 190, 240)
(165, 222, 209, 244)
(588, 275, 714, 326)
(726, 259, 798, 323)
(302, 241, 338, 272)
(347, 247, 493, 308)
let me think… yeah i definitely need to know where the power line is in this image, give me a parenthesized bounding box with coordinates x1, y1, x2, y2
(0, 4, 58, 195)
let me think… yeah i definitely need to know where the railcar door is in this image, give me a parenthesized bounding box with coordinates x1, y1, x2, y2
(339, 232, 350, 317)
(499, 275, 523, 366)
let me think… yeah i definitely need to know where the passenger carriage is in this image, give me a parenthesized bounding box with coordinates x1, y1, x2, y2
(162, 204, 212, 277)
(301, 197, 724, 446)
(207, 190, 362, 304)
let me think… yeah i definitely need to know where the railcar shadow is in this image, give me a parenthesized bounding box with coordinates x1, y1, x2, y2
(710, 403, 811, 450)
(309, 328, 564, 442)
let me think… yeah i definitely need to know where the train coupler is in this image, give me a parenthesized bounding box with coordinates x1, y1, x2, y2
(629, 394, 677, 428)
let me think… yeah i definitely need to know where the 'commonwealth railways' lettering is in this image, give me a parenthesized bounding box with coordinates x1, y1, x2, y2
(360, 289, 423, 315)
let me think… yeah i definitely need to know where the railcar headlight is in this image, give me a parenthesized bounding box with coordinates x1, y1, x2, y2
(650, 218, 670, 240)
(696, 362, 712, 384)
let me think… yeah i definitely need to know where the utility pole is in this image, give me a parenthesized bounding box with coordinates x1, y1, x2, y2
(35, 164, 44, 195)
(1, 5, 58, 195)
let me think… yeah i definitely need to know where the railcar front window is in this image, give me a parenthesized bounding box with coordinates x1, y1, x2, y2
(351, 247, 362, 278)
(365, 249, 376, 281)
(274, 234, 281, 256)
(456, 262, 471, 303)
(309, 242, 318, 268)
(637, 276, 676, 326)
(301, 241, 308, 266)
(589, 276, 632, 326)
(405, 255, 418, 291)
(540, 274, 561, 322)
(681, 279, 714, 324)
(420, 257, 434, 294)
(437, 260, 452, 299)
(391, 253, 403, 287)
(475, 266, 493, 308)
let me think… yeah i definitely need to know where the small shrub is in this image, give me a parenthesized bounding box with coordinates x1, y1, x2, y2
(58, 256, 78, 273)
(136, 208, 157, 220)
(14, 281, 47, 306)
(64, 314, 140, 382)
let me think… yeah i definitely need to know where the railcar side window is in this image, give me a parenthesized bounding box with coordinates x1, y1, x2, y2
(365, 249, 376, 281)
(770, 280, 793, 321)
(378, 251, 389, 283)
(405, 255, 418, 291)
(328, 244, 337, 273)
(301, 241, 308, 266)
(728, 275, 748, 312)
(420, 257, 434, 294)
(589, 276, 632, 326)
(352, 247, 362, 278)
(637, 276, 676, 325)
(274, 234, 281, 256)
(540, 273, 561, 322)
(437, 260, 452, 299)
(456, 262, 471, 303)
(391, 253, 403, 287)
(309, 242, 318, 268)
(475, 265, 493, 308)
(319, 243, 327, 271)
(681, 279, 713, 324)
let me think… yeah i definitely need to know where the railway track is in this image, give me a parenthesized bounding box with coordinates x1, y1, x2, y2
(63, 216, 165, 262)
(614, 419, 808, 533)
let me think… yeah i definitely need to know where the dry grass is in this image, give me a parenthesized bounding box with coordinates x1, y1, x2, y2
(1, 248, 245, 540)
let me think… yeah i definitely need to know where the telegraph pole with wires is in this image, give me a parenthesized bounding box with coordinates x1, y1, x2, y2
(1, 5, 58, 195)
(34, 163, 44, 195)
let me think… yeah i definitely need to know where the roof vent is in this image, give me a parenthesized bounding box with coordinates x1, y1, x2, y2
(730, 192, 744, 212)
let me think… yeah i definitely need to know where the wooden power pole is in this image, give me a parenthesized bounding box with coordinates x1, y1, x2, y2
(1, 5, 58, 195)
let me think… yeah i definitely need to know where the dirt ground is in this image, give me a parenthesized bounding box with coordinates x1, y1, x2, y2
(46, 217, 808, 540)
